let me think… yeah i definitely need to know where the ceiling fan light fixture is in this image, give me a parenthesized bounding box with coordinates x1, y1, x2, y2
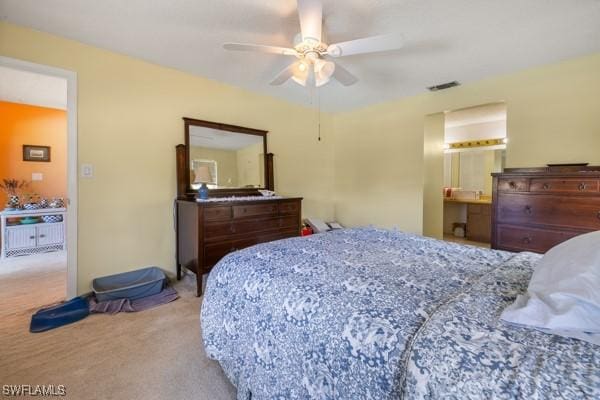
(314, 59, 335, 77)
(291, 76, 308, 86)
(292, 61, 310, 86)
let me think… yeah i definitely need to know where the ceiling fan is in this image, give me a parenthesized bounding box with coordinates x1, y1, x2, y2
(223, 0, 404, 88)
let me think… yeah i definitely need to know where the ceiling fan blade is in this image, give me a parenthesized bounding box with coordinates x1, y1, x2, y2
(332, 63, 358, 86)
(223, 43, 298, 56)
(327, 34, 404, 57)
(297, 0, 322, 42)
(270, 62, 300, 86)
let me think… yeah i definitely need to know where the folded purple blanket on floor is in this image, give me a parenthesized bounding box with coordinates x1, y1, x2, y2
(89, 287, 179, 314)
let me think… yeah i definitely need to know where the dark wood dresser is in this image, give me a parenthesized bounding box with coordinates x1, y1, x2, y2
(491, 166, 600, 253)
(176, 197, 302, 295)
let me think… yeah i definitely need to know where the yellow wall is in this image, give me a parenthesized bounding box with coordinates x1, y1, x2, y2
(333, 52, 600, 235)
(333, 98, 427, 232)
(0, 22, 335, 294)
(0, 101, 67, 206)
(423, 113, 445, 238)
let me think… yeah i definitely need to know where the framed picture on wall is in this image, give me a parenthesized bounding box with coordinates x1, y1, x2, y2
(23, 145, 51, 162)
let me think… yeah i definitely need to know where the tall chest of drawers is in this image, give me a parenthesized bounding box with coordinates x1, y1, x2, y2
(176, 197, 302, 296)
(491, 166, 600, 253)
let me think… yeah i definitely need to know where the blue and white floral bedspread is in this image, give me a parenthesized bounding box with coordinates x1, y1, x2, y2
(201, 228, 600, 399)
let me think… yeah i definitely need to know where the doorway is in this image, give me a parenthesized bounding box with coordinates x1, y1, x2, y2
(442, 103, 507, 247)
(0, 56, 77, 318)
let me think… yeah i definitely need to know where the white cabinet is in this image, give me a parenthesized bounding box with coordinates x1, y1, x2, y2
(37, 223, 64, 246)
(6, 226, 37, 249)
(0, 208, 66, 258)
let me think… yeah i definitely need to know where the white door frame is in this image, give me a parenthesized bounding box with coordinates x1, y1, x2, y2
(0, 56, 78, 298)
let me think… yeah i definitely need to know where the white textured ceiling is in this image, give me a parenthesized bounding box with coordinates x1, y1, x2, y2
(0, 65, 67, 109)
(1, 0, 599, 112)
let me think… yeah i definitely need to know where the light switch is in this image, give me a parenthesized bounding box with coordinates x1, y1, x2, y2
(32, 173, 43, 181)
(81, 164, 94, 178)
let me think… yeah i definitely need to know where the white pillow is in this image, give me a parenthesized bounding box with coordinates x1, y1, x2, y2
(501, 230, 600, 345)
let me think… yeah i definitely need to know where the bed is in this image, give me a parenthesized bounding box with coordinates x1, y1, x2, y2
(201, 228, 599, 399)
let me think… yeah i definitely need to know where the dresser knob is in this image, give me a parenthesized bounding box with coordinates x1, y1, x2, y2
(29, 236, 35, 240)
(522, 236, 532, 244)
(39, 234, 46, 238)
(230, 225, 236, 233)
(543, 183, 550, 190)
(509, 181, 516, 189)
(524, 205, 532, 215)
(578, 182, 587, 191)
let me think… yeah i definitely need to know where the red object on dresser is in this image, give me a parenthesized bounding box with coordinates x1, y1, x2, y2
(301, 226, 313, 236)
(491, 165, 600, 253)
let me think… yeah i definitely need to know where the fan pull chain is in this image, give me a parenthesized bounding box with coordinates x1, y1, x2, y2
(317, 88, 321, 142)
(309, 84, 321, 142)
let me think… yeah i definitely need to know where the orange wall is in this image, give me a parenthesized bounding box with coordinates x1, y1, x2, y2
(0, 101, 67, 206)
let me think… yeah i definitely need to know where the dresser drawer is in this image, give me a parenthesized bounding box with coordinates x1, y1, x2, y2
(204, 221, 236, 238)
(203, 237, 257, 266)
(497, 193, 600, 230)
(496, 224, 586, 253)
(205, 216, 299, 239)
(203, 229, 298, 266)
(203, 206, 232, 221)
(232, 203, 278, 218)
(497, 178, 529, 192)
(279, 215, 299, 229)
(257, 229, 299, 244)
(530, 178, 599, 194)
(279, 201, 300, 215)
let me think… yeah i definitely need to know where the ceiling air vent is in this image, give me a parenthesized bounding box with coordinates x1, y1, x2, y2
(427, 81, 460, 91)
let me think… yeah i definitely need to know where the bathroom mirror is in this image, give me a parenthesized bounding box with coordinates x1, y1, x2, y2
(444, 148, 506, 195)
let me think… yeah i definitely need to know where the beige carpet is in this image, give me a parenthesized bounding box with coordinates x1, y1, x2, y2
(0, 253, 236, 400)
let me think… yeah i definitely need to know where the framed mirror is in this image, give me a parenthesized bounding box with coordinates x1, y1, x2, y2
(182, 118, 273, 196)
(443, 148, 506, 195)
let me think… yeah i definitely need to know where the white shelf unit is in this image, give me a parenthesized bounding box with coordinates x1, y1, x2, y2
(0, 208, 67, 258)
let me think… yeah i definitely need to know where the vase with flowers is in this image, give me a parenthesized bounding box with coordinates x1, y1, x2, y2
(0, 179, 29, 210)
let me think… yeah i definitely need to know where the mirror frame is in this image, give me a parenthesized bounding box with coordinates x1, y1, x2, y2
(182, 117, 273, 197)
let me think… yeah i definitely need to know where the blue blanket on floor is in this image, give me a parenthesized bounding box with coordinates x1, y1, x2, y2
(30, 296, 89, 333)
